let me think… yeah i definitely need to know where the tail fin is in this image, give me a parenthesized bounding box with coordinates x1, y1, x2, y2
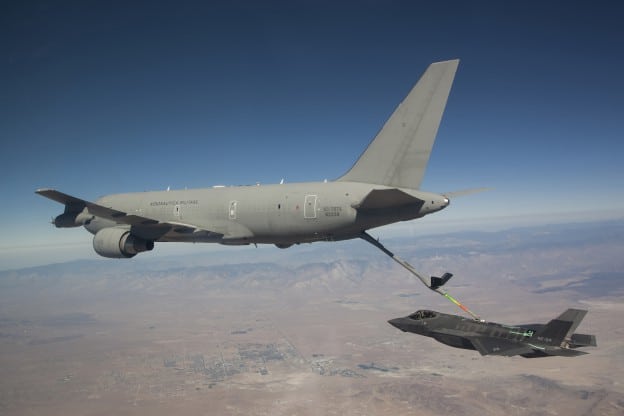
(337, 59, 459, 189)
(536, 309, 588, 346)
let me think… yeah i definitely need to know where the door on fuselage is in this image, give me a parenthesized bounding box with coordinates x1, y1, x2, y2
(304, 195, 317, 219)
(229, 200, 237, 220)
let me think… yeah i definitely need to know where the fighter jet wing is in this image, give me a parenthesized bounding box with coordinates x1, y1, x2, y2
(434, 327, 480, 338)
(432, 327, 534, 356)
(36, 188, 223, 240)
(468, 337, 534, 357)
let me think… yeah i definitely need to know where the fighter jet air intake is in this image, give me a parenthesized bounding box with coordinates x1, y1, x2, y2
(37, 60, 460, 259)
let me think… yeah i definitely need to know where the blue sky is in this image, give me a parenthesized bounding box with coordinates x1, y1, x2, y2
(1, 1, 623, 268)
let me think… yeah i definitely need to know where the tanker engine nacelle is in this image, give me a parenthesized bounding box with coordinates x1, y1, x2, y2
(92, 227, 154, 258)
(53, 211, 94, 228)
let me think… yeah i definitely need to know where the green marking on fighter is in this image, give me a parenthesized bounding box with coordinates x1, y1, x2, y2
(37, 60, 478, 259)
(388, 309, 597, 358)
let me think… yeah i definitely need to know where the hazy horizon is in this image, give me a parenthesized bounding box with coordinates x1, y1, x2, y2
(2, 212, 622, 272)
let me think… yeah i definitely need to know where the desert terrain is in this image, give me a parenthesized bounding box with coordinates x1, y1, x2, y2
(1, 220, 623, 415)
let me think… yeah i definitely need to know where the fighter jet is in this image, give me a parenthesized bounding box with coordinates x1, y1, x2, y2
(388, 309, 596, 358)
(37, 60, 462, 259)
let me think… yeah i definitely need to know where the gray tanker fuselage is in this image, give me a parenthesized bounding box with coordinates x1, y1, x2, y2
(86, 182, 448, 246)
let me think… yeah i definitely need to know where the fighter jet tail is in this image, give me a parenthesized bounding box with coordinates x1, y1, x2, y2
(337, 59, 459, 189)
(535, 309, 589, 346)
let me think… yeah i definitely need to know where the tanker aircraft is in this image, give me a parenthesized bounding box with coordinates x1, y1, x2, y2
(37, 60, 462, 259)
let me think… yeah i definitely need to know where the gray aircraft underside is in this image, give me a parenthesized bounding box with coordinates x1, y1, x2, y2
(37, 60, 459, 258)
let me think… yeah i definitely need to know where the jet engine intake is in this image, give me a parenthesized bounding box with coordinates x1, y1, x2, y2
(93, 227, 154, 258)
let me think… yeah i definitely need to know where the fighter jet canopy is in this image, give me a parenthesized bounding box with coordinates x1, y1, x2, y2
(408, 310, 437, 320)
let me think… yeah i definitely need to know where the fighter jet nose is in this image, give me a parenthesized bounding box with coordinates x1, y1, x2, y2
(388, 318, 403, 330)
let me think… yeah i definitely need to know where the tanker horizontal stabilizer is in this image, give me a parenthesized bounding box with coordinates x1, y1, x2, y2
(354, 189, 423, 211)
